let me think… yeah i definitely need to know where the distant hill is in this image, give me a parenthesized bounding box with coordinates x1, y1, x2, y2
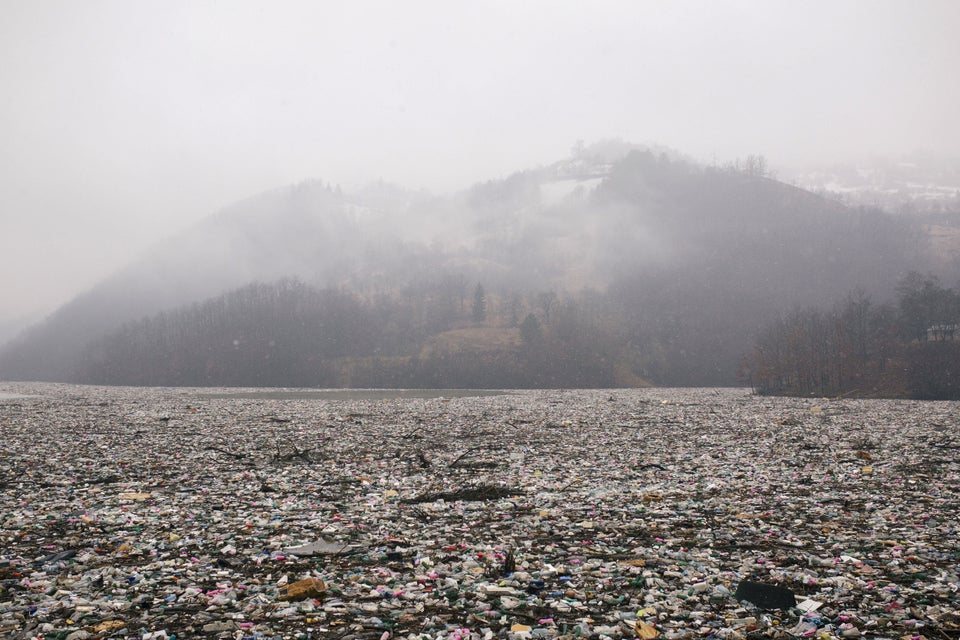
(784, 153, 960, 215)
(0, 142, 941, 386)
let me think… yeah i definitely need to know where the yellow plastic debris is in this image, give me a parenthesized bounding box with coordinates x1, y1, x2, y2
(633, 621, 660, 639)
(88, 620, 126, 633)
(277, 577, 326, 602)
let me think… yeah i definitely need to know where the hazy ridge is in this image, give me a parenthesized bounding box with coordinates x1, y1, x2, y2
(0, 143, 942, 387)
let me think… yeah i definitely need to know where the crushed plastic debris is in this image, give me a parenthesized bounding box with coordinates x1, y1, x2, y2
(277, 577, 327, 602)
(796, 598, 823, 613)
(1, 383, 960, 639)
(284, 537, 354, 556)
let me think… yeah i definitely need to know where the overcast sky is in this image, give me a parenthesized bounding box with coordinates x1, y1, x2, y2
(2, 0, 958, 332)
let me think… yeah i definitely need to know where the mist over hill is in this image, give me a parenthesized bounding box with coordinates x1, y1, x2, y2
(0, 142, 939, 387)
(785, 152, 960, 215)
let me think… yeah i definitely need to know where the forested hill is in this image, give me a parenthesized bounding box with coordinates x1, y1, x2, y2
(0, 144, 938, 387)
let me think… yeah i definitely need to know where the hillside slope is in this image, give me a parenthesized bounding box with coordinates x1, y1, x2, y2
(0, 145, 936, 386)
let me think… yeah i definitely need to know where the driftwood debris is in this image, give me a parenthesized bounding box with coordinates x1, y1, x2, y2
(416, 450, 431, 468)
(449, 444, 505, 468)
(502, 549, 516, 576)
(86, 474, 122, 485)
(931, 441, 960, 450)
(205, 446, 246, 460)
(273, 439, 315, 464)
(401, 484, 523, 504)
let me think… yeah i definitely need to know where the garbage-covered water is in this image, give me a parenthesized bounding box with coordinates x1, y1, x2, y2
(196, 390, 509, 401)
(0, 383, 958, 639)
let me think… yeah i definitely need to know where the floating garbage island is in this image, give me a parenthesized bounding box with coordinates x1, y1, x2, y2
(0, 384, 958, 639)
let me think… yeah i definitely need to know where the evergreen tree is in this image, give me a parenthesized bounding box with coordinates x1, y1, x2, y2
(472, 284, 487, 323)
(519, 313, 542, 345)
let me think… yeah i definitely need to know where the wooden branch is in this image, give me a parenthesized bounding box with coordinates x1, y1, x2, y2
(205, 445, 246, 460)
(449, 444, 503, 468)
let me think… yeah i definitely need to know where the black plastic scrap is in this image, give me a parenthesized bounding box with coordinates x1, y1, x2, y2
(734, 580, 797, 610)
(401, 484, 523, 504)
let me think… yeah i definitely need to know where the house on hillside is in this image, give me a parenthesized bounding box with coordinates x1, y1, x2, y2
(927, 324, 960, 341)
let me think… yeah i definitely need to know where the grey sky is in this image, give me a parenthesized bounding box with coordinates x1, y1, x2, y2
(1, 0, 958, 332)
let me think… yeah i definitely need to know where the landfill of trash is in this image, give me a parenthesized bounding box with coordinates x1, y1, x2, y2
(0, 383, 958, 640)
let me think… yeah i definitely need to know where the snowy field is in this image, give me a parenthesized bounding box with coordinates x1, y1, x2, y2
(0, 383, 958, 639)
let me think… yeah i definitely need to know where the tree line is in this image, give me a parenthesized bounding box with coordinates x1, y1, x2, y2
(743, 272, 960, 399)
(78, 278, 626, 388)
